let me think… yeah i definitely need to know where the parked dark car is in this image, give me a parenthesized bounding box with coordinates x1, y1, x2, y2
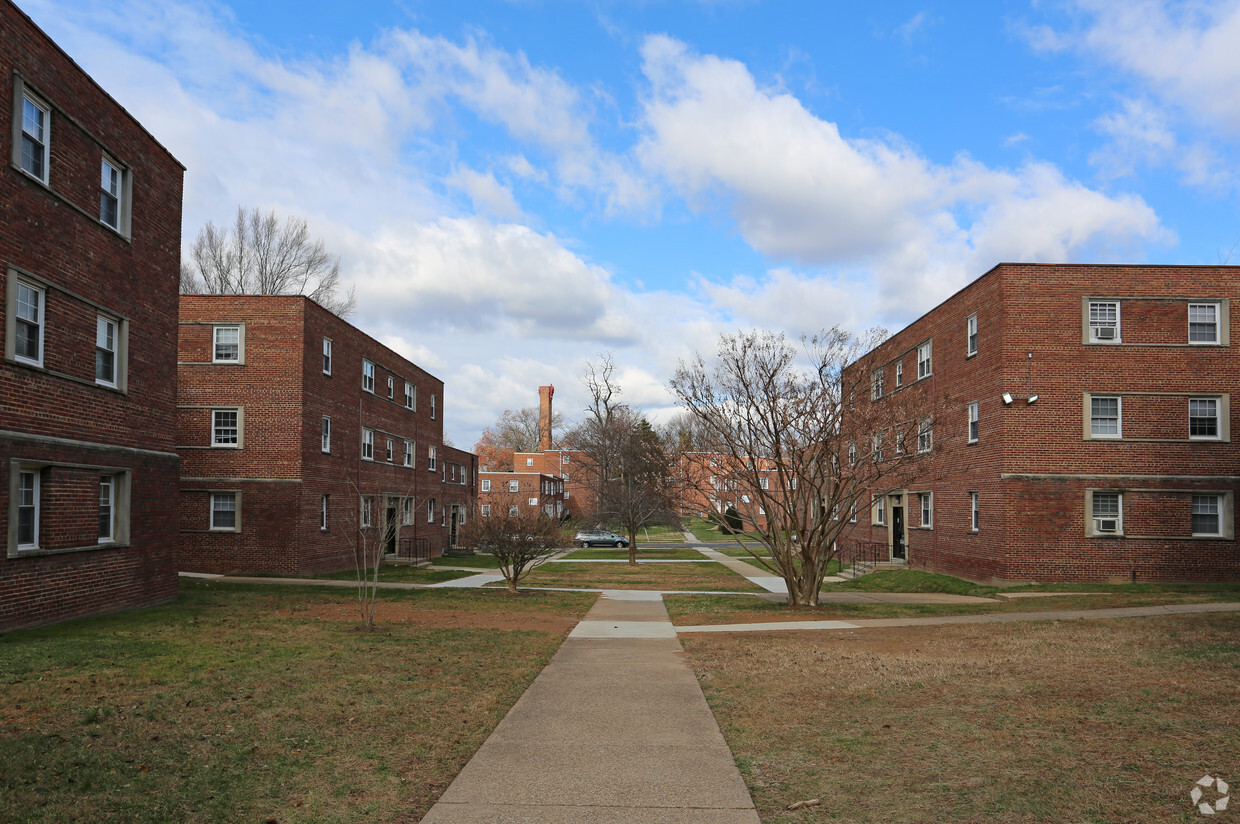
(573, 529, 630, 548)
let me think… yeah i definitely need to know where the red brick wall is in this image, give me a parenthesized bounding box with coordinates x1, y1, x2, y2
(0, 1, 183, 631)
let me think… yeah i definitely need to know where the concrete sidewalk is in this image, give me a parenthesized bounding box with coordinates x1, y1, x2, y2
(419, 592, 760, 823)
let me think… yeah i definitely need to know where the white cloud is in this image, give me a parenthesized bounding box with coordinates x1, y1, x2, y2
(447, 166, 524, 219)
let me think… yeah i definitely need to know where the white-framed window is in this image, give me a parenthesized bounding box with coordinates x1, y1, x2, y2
(967, 402, 979, 443)
(481, 479, 491, 492)
(481, 504, 491, 517)
(1091, 490, 1121, 534)
(1090, 396, 1121, 438)
(385, 438, 394, 462)
(919, 492, 933, 528)
(405, 381, 415, 409)
(849, 502, 858, 523)
(321, 494, 329, 531)
(508, 504, 520, 517)
(362, 360, 375, 393)
(322, 339, 332, 375)
(871, 369, 884, 400)
(1089, 301, 1120, 342)
(741, 494, 751, 504)
(760, 476, 770, 490)
(526, 457, 534, 467)
(917, 419, 933, 454)
(874, 495, 885, 525)
(362, 428, 374, 460)
(321, 416, 331, 453)
(98, 475, 114, 542)
(508, 480, 519, 492)
(529, 496, 539, 506)
(14, 280, 44, 366)
(387, 376, 394, 399)
(403, 497, 414, 525)
(95, 315, 117, 387)
(970, 492, 979, 531)
(404, 440, 413, 467)
(1188, 303, 1219, 344)
(563, 472, 570, 482)
(895, 430, 905, 456)
(430, 394, 436, 419)
(361, 496, 372, 528)
(895, 361, 903, 387)
(100, 158, 122, 230)
(428, 446, 437, 471)
(966, 313, 978, 356)
(428, 498, 437, 523)
(1189, 398, 1219, 439)
(873, 432, 883, 462)
(848, 441, 856, 466)
(210, 493, 238, 531)
(212, 409, 239, 447)
(562, 454, 570, 464)
(19, 93, 49, 183)
(16, 470, 39, 549)
(213, 326, 241, 363)
(917, 342, 932, 379)
(1192, 494, 1223, 536)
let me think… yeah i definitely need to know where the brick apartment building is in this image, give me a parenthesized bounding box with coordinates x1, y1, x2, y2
(846, 263, 1240, 584)
(1, 0, 185, 630)
(478, 470, 566, 520)
(677, 452, 778, 531)
(508, 385, 597, 519)
(178, 295, 474, 575)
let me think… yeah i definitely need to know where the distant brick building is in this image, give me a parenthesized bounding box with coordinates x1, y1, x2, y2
(508, 384, 597, 518)
(478, 470, 565, 520)
(846, 263, 1240, 584)
(177, 295, 474, 574)
(0, 0, 185, 631)
(677, 452, 779, 531)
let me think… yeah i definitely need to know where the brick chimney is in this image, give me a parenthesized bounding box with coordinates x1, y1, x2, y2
(538, 385, 554, 452)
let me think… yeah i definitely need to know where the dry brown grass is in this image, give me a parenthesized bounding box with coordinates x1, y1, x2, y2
(497, 560, 764, 591)
(683, 613, 1240, 823)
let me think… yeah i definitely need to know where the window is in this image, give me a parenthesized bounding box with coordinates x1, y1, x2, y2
(430, 394, 437, 419)
(1190, 398, 1219, 439)
(895, 362, 903, 387)
(19, 93, 49, 182)
(920, 492, 933, 527)
(100, 158, 121, 229)
(967, 402, 979, 443)
(213, 326, 241, 363)
(14, 281, 44, 366)
(212, 409, 239, 446)
(428, 446, 437, 471)
(428, 499, 437, 523)
(895, 430, 905, 456)
(873, 432, 883, 462)
(1090, 396, 1121, 438)
(562, 454, 570, 464)
(917, 342, 932, 379)
(1092, 490, 1121, 534)
(403, 498, 414, 525)
(848, 441, 856, 466)
(871, 370, 884, 399)
(321, 338, 332, 375)
(1089, 301, 1120, 342)
(385, 438, 394, 462)
(508, 480, 520, 492)
(405, 382, 415, 409)
(361, 497, 372, 528)
(404, 441, 413, 467)
(526, 458, 534, 467)
(849, 502, 857, 523)
(362, 360, 375, 392)
(966, 314, 978, 356)
(1189, 303, 1219, 344)
(387, 376, 394, 399)
(509, 505, 520, 517)
(95, 316, 117, 387)
(210, 493, 237, 531)
(760, 476, 770, 490)
(970, 492, 979, 531)
(529, 497, 539, 506)
(481, 479, 491, 492)
(1192, 494, 1222, 536)
(320, 494, 329, 531)
(98, 476, 114, 542)
(917, 419, 933, 454)
(321, 417, 331, 453)
(362, 429, 374, 460)
(481, 504, 491, 517)
(874, 495, 885, 525)
(17, 470, 39, 549)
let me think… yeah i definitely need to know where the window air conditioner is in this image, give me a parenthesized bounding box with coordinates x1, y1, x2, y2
(1094, 326, 1117, 340)
(1095, 518, 1118, 533)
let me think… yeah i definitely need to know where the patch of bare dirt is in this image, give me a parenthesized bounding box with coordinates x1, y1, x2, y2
(282, 603, 577, 634)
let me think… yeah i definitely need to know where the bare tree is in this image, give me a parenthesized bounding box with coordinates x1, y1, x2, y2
(458, 507, 567, 593)
(181, 206, 356, 317)
(343, 483, 428, 630)
(670, 328, 936, 607)
(569, 355, 681, 564)
(473, 406, 565, 471)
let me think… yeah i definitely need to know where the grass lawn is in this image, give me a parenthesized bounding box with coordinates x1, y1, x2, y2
(562, 548, 707, 561)
(738, 557, 848, 576)
(682, 612, 1240, 823)
(497, 561, 765, 592)
(315, 566, 477, 584)
(429, 554, 510, 569)
(0, 580, 595, 824)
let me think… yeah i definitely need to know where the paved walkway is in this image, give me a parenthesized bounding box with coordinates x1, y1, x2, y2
(419, 593, 760, 823)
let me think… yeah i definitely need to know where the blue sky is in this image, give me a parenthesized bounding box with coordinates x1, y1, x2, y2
(21, 0, 1240, 445)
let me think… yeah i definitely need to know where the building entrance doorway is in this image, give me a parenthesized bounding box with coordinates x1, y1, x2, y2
(384, 503, 397, 556)
(891, 504, 906, 560)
